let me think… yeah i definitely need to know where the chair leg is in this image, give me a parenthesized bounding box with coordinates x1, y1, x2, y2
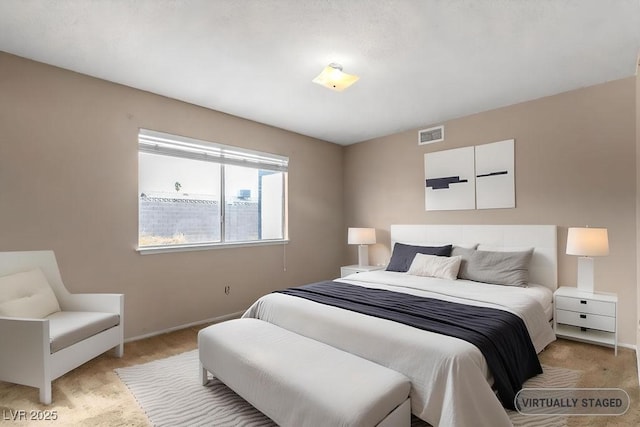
(39, 382, 52, 405)
(113, 343, 124, 358)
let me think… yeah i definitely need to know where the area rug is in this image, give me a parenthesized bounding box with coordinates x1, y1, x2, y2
(115, 350, 581, 427)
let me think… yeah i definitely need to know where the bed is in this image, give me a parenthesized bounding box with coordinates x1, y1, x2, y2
(243, 224, 557, 427)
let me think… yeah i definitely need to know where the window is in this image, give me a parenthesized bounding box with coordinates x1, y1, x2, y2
(138, 129, 287, 251)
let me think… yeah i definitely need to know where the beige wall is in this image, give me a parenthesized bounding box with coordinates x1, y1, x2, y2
(0, 52, 345, 339)
(345, 77, 638, 346)
(1, 50, 637, 347)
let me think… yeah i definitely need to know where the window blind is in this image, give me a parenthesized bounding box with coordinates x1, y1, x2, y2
(138, 129, 288, 172)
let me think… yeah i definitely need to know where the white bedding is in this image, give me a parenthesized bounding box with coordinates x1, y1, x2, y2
(243, 271, 556, 427)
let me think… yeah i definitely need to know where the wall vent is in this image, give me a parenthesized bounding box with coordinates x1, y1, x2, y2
(418, 125, 444, 145)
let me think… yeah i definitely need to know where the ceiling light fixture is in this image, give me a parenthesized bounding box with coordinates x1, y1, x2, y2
(312, 63, 359, 91)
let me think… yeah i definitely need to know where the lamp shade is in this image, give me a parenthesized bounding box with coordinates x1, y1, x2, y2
(348, 228, 376, 245)
(312, 63, 359, 91)
(566, 227, 609, 257)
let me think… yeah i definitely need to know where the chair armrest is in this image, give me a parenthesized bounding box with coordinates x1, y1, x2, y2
(0, 317, 48, 386)
(60, 293, 124, 314)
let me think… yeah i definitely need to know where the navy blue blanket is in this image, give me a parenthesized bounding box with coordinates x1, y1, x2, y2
(275, 281, 542, 409)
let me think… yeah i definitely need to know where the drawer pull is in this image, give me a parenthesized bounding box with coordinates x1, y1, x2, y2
(579, 314, 587, 319)
(580, 300, 587, 304)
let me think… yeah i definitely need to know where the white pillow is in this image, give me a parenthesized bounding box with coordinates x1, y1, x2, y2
(407, 254, 462, 280)
(0, 268, 61, 318)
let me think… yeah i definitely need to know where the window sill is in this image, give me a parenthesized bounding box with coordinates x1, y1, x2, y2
(136, 239, 289, 255)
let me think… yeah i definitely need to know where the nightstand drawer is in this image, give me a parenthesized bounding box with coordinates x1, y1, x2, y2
(556, 309, 615, 332)
(555, 295, 615, 317)
(341, 267, 360, 277)
(553, 286, 618, 355)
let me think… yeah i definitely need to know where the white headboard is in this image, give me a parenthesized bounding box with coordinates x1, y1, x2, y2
(390, 224, 558, 291)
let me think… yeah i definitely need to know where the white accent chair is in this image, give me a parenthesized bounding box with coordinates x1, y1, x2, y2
(0, 250, 124, 404)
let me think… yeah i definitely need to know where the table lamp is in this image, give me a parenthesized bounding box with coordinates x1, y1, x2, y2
(566, 227, 609, 293)
(348, 228, 376, 267)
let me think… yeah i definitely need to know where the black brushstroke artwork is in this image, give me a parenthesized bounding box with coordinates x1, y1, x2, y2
(476, 170, 508, 178)
(425, 176, 468, 190)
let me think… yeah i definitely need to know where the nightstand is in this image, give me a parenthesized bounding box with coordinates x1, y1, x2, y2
(340, 265, 384, 278)
(554, 286, 617, 355)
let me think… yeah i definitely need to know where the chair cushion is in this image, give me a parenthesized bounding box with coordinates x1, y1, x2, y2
(0, 268, 61, 318)
(47, 311, 120, 353)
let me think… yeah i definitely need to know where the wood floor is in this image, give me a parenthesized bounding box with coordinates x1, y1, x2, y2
(0, 324, 638, 426)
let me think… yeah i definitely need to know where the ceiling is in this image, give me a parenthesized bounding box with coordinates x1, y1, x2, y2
(1, 1, 639, 145)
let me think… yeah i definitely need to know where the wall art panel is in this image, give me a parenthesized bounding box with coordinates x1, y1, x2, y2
(475, 139, 515, 209)
(424, 146, 476, 211)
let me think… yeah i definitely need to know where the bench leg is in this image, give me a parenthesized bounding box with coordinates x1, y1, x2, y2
(199, 363, 209, 385)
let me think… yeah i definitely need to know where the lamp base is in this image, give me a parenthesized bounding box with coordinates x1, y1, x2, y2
(357, 245, 369, 267)
(576, 256, 594, 293)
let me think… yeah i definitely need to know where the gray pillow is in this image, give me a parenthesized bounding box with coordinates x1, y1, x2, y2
(457, 249, 533, 287)
(451, 246, 475, 277)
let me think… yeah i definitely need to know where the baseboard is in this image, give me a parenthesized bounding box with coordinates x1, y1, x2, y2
(637, 347, 640, 387)
(125, 310, 245, 343)
(618, 341, 637, 351)
(637, 327, 640, 387)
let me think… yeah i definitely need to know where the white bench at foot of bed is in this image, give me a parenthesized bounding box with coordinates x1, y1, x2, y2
(198, 318, 411, 427)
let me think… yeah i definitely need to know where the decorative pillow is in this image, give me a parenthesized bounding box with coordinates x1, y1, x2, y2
(0, 268, 61, 318)
(451, 245, 476, 276)
(459, 249, 534, 287)
(407, 254, 462, 280)
(386, 243, 452, 272)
